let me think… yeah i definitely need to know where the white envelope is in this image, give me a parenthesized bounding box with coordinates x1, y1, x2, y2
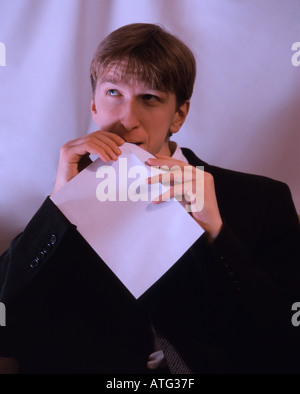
(51, 143, 204, 298)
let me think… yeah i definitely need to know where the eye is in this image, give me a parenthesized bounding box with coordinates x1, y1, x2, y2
(107, 89, 120, 96)
(142, 94, 159, 102)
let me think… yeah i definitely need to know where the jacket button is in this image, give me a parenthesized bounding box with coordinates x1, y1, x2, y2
(43, 243, 52, 253)
(50, 235, 57, 245)
(30, 258, 40, 269)
(37, 251, 45, 260)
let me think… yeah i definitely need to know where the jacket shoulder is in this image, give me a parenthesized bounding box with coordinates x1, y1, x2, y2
(181, 147, 290, 193)
(181, 147, 299, 235)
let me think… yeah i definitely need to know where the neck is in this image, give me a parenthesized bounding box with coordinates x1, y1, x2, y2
(169, 141, 177, 156)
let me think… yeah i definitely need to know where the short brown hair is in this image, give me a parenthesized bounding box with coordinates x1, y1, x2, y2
(90, 23, 196, 107)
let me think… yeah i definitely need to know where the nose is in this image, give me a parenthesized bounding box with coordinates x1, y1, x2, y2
(119, 99, 140, 132)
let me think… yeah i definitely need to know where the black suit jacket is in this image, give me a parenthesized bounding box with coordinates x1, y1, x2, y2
(0, 148, 300, 374)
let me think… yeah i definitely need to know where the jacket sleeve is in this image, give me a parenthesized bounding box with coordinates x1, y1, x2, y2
(190, 180, 300, 372)
(0, 197, 76, 357)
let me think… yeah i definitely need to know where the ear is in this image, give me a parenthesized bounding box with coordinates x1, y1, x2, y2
(91, 98, 98, 122)
(169, 100, 190, 134)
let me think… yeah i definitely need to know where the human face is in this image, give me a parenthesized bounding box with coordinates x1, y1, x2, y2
(91, 65, 189, 157)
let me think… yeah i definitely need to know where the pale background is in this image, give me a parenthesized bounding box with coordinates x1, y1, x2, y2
(0, 0, 299, 254)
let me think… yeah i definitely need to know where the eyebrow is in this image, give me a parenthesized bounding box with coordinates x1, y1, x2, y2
(100, 76, 121, 83)
(99, 77, 121, 85)
(98, 76, 168, 94)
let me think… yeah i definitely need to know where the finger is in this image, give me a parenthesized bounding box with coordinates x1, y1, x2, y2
(94, 130, 125, 146)
(154, 154, 172, 159)
(152, 186, 174, 203)
(93, 132, 125, 152)
(147, 169, 184, 186)
(87, 134, 123, 157)
(146, 157, 187, 168)
(96, 146, 117, 162)
(81, 141, 119, 162)
(147, 165, 200, 185)
(84, 136, 125, 161)
(152, 184, 185, 203)
(153, 183, 204, 214)
(71, 141, 113, 162)
(68, 132, 124, 158)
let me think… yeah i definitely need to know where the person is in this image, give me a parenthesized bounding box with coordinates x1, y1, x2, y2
(0, 23, 300, 374)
